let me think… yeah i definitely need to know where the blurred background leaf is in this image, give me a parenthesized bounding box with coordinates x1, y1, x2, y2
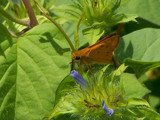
(119, 0, 160, 25)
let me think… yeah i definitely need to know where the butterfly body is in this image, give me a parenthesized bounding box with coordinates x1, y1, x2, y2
(72, 33, 119, 65)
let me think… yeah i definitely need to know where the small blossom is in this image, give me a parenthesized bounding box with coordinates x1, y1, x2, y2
(102, 100, 114, 116)
(70, 70, 87, 89)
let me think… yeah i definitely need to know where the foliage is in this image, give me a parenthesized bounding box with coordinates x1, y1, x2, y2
(0, 0, 160, 119)
(49, 65, 158, 119)
(53, 0, 137, 45)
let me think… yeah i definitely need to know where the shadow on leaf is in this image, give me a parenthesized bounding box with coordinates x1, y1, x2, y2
(39, 32, 70, 55)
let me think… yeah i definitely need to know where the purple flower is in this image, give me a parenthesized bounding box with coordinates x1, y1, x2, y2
(102, 100, 114, 116)
(70, 70, 87, 89)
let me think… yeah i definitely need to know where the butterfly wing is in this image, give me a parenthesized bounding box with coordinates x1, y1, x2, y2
(88, 35, 119, 64)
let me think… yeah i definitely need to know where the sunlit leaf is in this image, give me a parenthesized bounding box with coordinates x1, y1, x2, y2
(0, 23, 71, 119)
(116, 28, 160, 77)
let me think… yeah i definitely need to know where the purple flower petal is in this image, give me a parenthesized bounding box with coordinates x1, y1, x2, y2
(102, 100, 114, 116)
(70, 70, 87, 89)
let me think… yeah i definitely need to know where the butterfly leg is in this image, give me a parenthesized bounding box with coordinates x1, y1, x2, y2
(112, 53, 120, 68)
(84, 64, 93, 74)
(70, 59, 75, 71)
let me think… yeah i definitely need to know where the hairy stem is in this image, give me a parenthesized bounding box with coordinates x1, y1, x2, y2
(34, 0, 75, 51)
(22, 0, 38, 27)
(74, 13, 84, 50)
(0, 6, 28, 26)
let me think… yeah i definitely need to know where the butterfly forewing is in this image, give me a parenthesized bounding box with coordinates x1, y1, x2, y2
(88, 35, 119, 64)
(72, 34, 119, 65)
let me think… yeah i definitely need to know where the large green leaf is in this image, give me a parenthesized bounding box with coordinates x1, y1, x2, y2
(122, 73, 150, 100)
(49, 75, 77, 119)
(0, 23, 71, 119)
(0, 23, 17, 119)
(116, 28, 160, 77)
(54, 76, 76, 106)
(119, 0, 160, 25)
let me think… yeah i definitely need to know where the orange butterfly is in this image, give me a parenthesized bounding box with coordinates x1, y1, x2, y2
(72, 33, 119, 65)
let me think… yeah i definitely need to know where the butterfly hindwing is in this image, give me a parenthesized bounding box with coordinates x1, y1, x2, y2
(88, 35, 119, 64)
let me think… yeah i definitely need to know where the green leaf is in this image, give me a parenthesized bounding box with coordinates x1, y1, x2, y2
(124, 59, 160, 77)
(143, 76, 160, 113)
(119, 0, 160, 25)
(149, 95, 160, 112)
(54, 76, 76, 106)
(83, 27, 104, 45)
(49, 96, 76, 119)
(49, 76, 77, 119)
(0, 23, 71, 119)
(114, 14, 137, 24)
(116, 28, 160, 77)
(129, 107, 160, 119)
(114, 106, 160, 119)
(53, 0, 73, 6)
(121, 73, 150, 100)
(0, 23, 17, 119)
(127, 98, 150, 107)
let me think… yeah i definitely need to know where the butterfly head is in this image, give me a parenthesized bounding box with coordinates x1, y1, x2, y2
(72, 51, 81, 63)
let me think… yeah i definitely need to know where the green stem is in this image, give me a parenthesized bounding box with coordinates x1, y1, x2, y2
(74, 13, 84, 50)
(0, 6, 28, 26)
(4, 1, 10, 10)
(34, 0, 75, 51)
(33, 0, 49, 15)
(8, 29, 18, 38)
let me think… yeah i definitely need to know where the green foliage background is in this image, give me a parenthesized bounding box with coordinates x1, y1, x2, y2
(0, 0, 160, 119)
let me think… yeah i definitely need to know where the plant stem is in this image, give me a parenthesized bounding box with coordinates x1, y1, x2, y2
(116, 23, 124, 35)
(22, 0, 38, 27)
(8, 29, 18, 38)
(74, 13, 84, 50)
(33, 0, 49, 15)
(34, 0, 75, 51)
(0, 6, 28, 26)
